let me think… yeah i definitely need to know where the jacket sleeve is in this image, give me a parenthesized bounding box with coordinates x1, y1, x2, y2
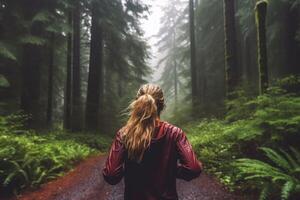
(175, 129, 203, 181)
(102, 131, 125, 185)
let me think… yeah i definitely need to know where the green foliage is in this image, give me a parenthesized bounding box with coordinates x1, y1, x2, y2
(0, 42, 17, 61)
(49, 131, 112, 152)
(0, 114, 111, 195)
(19, 35, 47, 46)
(225, 77, 300, 147)
(32, 10, 53, 23)
(275, 75, 300, 95)
(185, 119, 240, 190)
(234, 147, 300, 200)
(225, 90, 255, 121)
(0, 75, 10, 87)
(185, 76, 300, 194)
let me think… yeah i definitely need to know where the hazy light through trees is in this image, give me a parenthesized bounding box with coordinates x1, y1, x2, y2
(141, 0, 167, 82)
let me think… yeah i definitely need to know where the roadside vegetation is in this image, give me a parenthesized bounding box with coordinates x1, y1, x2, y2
(184, 76, 300, 199)
(0, 115, 111, 196)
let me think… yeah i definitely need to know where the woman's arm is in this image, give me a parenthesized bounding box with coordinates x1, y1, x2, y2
(102, 131, 126, 185)
(176, 129, 203, 181)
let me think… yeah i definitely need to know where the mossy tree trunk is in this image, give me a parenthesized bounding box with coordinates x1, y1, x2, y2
(255, 0, 268, 94)
(223, 0, 238, 98)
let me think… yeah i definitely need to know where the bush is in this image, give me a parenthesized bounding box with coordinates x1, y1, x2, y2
(0, 114, 112, 195)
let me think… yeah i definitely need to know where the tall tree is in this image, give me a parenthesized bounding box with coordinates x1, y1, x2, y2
(255, 0, 268, 94)
(71, 0, 82, 131)
(189, 0, 197, 105)
(46, 33, 55, 126)
(64, 11, 73, 130)
(20, 1, 45, 128)
(223, 0, 238, 97)
(85, 4, 104, 130)
(194, 0, 207, 106)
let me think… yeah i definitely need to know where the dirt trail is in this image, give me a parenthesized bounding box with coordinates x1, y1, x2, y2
(6, 155, 241, 200)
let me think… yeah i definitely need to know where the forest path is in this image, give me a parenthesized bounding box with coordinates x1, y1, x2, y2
(11, 155, 241, 200)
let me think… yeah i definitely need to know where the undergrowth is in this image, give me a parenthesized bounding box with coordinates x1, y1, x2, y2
(184, 76, 300, 198)
(0, 114, 112, 196)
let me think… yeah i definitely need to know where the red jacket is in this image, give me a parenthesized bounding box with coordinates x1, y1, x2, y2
(102, 121, 203, 200)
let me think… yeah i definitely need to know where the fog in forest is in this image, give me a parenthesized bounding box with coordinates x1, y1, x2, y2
(0, 0, 300, 199)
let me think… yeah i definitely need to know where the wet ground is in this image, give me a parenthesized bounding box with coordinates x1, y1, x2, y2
(5, 155, 241, 200)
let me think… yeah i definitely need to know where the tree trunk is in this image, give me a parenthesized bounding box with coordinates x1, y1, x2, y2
(46, 33, 55, 127)
(71, 0, 82, 131)
(189, 0, 197, 106)
(223, 0, 238, 97)
(64, 11, 73, 130)
(20, 2, 44, 128)
(284, 6, 300, 75)
(255, 0, 268, 94)
(20, 45, 43, 128)
(85, 6, 104, 131)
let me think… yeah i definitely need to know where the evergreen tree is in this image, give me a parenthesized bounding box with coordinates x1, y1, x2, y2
(64, 10, 73, 130)
(223, 0, 238, 97)
(85, 1, 104, 130)
(71, 0, 82, 131)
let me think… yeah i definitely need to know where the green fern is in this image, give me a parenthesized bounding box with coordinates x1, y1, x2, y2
(260, 147, 292, 172)
(235, 147, 300, 199)
(282, 181, 295, 200)
(4, 161, 29, 187)
(0, 114, 108, 195)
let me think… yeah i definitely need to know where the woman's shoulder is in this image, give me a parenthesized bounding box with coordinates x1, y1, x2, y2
(115, 126, 127, 141)
(161, 121, 184, 136)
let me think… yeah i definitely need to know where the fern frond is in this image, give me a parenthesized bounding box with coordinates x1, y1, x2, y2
(280, 149, 299, 169)
(31, 168, 47, 186)
(281, 181, 295, 200)
(9, 161, 29, 182)
(260, 147, 292, 171)
(235, 147, 300, 199)
(290, 147, 300, 163)
(4, 171, 18, 186)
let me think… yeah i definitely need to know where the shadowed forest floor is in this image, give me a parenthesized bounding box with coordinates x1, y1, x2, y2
(3, 155, 244, 200)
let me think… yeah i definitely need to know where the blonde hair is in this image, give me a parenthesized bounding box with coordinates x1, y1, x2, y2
(122, 84, 165, 162)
